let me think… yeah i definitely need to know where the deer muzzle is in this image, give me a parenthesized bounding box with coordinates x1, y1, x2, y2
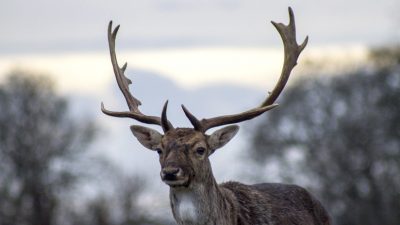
(161, 166, 189, 187)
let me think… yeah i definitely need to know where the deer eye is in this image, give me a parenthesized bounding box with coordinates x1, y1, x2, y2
(156, 148, 163, 155)
(196, 147, 206, 155)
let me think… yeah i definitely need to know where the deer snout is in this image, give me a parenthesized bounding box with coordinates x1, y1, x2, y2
(161, 166, 182, 181)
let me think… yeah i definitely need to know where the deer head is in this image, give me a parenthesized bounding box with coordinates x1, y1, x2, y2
(101, 7, 308, 188)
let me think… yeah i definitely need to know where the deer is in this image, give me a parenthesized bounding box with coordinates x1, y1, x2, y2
(101, 7, 331, 225)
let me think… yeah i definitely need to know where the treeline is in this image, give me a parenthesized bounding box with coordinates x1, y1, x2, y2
(1, 44, 399, 225)
(0, 72, 173, 225)
(249, 45, 400, 225)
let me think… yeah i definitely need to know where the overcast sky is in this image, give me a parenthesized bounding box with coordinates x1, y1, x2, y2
(1, 0, 399, 54)
(2, 1, 399, 216)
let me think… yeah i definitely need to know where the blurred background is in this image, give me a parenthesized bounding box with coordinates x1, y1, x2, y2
(0, 0, 399, 225)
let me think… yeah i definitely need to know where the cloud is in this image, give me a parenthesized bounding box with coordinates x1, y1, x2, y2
(1, 0, 397, 54)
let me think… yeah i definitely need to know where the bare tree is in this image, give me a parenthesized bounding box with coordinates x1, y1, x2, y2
(0, 71, 96, 225)
(249, 47, 400, 225)
(64, 172, 168, 225)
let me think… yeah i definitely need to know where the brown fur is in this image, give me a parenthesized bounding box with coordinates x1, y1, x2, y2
(104, 7, 317, 224)
(136, 128, 331, 225)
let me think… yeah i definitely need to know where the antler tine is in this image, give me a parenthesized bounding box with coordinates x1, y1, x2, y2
(183, 104, 279, 132)
(181, 104, 202, 131)
(261, 7, 308, 106)
(107, 21, 141, 111)
(183, 7, 307, 132)
(101, 21, 174, 130)
(161, 101, 174, 132)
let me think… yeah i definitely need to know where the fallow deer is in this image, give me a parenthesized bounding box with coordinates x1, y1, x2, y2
(101, 7, 331, 225)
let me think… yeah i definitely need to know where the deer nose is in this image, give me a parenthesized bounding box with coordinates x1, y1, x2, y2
(161, 166, 181, 180)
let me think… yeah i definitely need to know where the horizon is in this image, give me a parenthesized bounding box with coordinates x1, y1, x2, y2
(0, 45, 368, 97)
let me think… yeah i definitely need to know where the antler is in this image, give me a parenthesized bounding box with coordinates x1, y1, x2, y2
(182, 7, 308, 132)
(101, 21, 174, 132)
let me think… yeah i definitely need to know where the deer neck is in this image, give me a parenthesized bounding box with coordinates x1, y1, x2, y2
(169, 172, 235, 225)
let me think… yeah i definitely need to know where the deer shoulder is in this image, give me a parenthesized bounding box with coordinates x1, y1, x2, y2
(220, 182, 331, 225)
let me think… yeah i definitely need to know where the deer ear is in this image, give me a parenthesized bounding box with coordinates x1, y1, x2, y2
(207, 125, 239, 153)
(130, 125, 162, 150)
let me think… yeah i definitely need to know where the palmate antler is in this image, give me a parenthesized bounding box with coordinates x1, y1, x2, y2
(181, 7, 308, 132)
(101, 7, 308, 133)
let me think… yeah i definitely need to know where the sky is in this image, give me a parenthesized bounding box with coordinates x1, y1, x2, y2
(1, 0, 399, 53)
(1, 0, 398, 219)
(1, 0, 389, 92)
